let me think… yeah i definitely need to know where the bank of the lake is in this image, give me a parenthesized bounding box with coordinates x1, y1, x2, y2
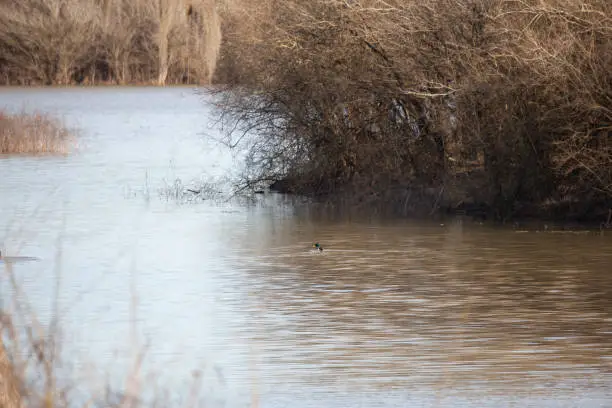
(3, 84, 610, 227)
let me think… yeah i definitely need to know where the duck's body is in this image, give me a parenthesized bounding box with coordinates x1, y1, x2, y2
(312, 243, 323, 252)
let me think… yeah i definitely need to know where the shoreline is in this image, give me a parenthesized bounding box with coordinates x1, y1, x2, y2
(268, 184, 612, 228)
(2, 87, 609, 228)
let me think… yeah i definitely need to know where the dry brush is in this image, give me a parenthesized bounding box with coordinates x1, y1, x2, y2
(0, 110, 73, 155)
(211, 0, 612, 221)
(0, 0, 222, 85)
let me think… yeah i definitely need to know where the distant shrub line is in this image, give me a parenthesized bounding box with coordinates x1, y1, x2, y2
(0, 0, 221, 85)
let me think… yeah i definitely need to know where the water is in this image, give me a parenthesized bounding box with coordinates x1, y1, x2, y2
(1, 87, 611, 407)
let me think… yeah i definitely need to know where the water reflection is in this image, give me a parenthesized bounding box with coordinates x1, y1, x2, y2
(228, 213, 612, 398)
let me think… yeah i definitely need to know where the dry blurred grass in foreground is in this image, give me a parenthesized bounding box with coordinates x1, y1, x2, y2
(0, 111, 74, 155)
(0, 254, 221, 408)
(0, 262, 145, 408)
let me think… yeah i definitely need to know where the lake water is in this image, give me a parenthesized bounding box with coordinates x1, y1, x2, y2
(1, 87, 611, 407)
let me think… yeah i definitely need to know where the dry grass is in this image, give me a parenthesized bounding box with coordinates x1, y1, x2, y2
(0, 336, 21, 408)
(0, 110, 73, 155)
(0, 259, 202, 408)
(0, 273, 241, 408)
(0, 0, 221, 86)
(0, 208, 226, 408)
(1, 260, 56, 408)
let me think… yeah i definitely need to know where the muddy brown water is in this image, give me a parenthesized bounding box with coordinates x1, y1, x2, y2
(1, 88, 611, 407)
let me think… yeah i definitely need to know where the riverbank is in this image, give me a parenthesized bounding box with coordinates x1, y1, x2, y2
(1, 84, 609, 225)
(268, 177, 612, 227)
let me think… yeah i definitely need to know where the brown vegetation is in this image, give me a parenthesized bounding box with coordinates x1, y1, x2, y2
(0, 110, 73, 154)
(211, 0, 612, 222)
(0, 338, 21, 408)
(0, 259, 202, 407)
(0, 0, 221, 85)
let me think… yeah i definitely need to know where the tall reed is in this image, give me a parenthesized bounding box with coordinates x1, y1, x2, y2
(0, 110, 73, 155)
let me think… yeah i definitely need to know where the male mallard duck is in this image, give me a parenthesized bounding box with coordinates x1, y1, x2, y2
(312, 242, 323, 252)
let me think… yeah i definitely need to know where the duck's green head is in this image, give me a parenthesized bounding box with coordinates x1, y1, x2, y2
(312, 242, 323, 251)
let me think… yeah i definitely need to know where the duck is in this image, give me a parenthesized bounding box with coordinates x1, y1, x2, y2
(312, 242, 324, 252)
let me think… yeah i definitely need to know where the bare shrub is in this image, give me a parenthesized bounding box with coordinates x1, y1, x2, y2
(0, 0, 222, 85)
(0, 110, 74, 155)
(0, 0, 100, 85)
(211, 0, 612, 221)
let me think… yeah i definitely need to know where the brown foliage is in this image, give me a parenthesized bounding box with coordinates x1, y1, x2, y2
(0, 336, 21, 408)
(212, 0, 612, 221)
(0, 0, 221, 85)
(0, 110, 73, 155)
